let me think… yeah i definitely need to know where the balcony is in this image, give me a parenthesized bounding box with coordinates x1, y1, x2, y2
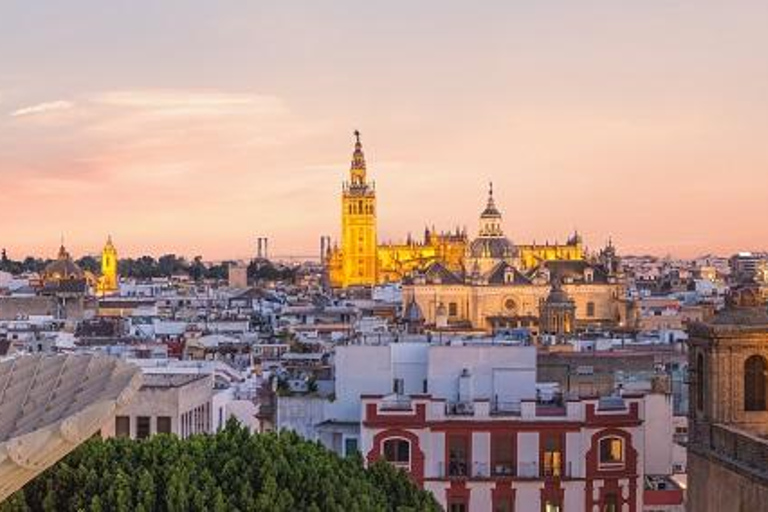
(692, 423, 768, 484)
(436, 461, 490, 479)
(516, 461, 575, 480)
(490, 462, 516, 477)
(535, 392, 567, 416)
(433, 461, 575, 480)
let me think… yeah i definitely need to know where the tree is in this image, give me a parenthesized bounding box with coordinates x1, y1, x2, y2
(5, 421, 440, 512)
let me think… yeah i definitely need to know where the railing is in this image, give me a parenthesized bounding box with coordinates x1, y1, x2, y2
(517, 461, 574, 479)
(433, 461, 575, 480)
(490, 400, 521, 416)
(490, 462, 516, 477)
(703, 424, 768, 482)
(445, 401, 475, 416)
(436, 461, 488, 479)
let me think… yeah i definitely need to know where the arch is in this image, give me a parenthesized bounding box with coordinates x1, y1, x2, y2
(382, 437, 411, 469)
(367, 429, 425, 484)
(745, 354, 767, 411)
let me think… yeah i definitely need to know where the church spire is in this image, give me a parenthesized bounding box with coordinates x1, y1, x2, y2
(481, 181, 501, 218)
(350, 130, 367, 186)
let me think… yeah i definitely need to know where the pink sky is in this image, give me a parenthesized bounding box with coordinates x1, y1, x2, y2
(1, 2, 767, 260)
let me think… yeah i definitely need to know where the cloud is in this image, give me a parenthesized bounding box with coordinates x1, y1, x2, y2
(11, 100, 74, 117)
(92, 90, 286, 117)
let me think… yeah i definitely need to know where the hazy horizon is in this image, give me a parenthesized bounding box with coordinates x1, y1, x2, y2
(2, 2, 767, 260)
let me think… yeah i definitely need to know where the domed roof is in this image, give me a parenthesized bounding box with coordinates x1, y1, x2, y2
(404, 299, 424, 322)
(42, 245, 84, 282)
(469, 237, 516, 259)
(545, 279, 574, 305)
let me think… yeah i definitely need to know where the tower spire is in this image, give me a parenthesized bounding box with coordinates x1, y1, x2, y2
(350, 129, 367, 186)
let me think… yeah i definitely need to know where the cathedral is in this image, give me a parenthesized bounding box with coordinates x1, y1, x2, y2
(324, 131, 612, 296)
(402, 188, 625, 333)
(326, 131, 625, 332)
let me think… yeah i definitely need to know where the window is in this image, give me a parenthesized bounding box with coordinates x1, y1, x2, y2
(448, 502, 467, 512)
(745, 355, 767, 411)
(422, 379, 428, 394)
(449, 302, 458, 317)
(448, 434, 470, 477)
(542, 434, 563, 477)
(157, 416, 172, 434)
(115, 416, 130, 438)
(586, 301, 595, 317)
(491, 433, 515, 476)
(599, 437, 624, 468)
(136, 416, 151, 439)
(603, 493, 618, 512)
(543, 501, 561, 512)
(383, 438, 410, 469)
(344, 437, 359, 456)
(697, 353, 705, 412)
(393, 378, 404, 395)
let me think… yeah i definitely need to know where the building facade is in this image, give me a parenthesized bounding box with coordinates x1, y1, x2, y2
(352, 343, 646, 512)
(402, 192, 625, 333)
(687, 284, 768, 511)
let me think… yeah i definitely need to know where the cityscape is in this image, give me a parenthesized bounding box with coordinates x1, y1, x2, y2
(2, 3, 768, 512)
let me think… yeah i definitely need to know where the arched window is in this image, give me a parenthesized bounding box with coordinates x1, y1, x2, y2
(745, 355, 767, 411)
(382, 438, 410, 470)
(598, 436, 624, 468)
(697, 353, 705, 412)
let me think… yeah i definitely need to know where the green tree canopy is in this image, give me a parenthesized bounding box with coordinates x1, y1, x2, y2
(0, 420, 441, 512)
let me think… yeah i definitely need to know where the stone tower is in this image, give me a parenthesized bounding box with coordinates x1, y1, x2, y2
(98, 236, 118, 294)
(340, 131, 377, 287)
(687, 283, 768, 511)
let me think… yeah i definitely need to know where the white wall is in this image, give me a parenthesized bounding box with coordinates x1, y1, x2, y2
(329, 345, 393, 421)
(427, 345, 537, 402)
(644, 393, 674, 475)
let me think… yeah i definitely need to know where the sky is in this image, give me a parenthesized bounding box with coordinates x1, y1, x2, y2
(1, 1, 767, 260)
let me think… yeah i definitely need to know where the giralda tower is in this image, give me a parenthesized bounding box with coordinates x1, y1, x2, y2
(340, 130, 377, 287)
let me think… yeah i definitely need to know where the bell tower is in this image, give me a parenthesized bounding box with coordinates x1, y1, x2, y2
(98, 235, 119, 294)
(340, 130, 377, 287)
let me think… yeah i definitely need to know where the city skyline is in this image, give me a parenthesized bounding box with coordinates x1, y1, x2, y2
(2, 2, 768, 259)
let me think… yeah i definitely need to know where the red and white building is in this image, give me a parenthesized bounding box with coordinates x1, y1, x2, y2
(355, 343, 648, 512)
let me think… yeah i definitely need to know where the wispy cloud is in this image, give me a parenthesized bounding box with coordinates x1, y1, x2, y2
(92, 90, 286, 117)
(11, 100, 74, 117)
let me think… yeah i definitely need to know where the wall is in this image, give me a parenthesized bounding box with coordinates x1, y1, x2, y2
(688, 452, 768, 512)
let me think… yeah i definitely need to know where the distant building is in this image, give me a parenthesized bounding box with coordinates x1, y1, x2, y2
(401, 194, 625, 333)
(228, 263, 249, 289)
(687, 284, 768, 511)
(104, 373, 214, 439)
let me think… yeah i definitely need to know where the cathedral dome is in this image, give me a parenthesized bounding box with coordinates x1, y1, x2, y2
(468, 237, 516, 260)
(42, 245, 84, 282)
(544, 278, 574, 305)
